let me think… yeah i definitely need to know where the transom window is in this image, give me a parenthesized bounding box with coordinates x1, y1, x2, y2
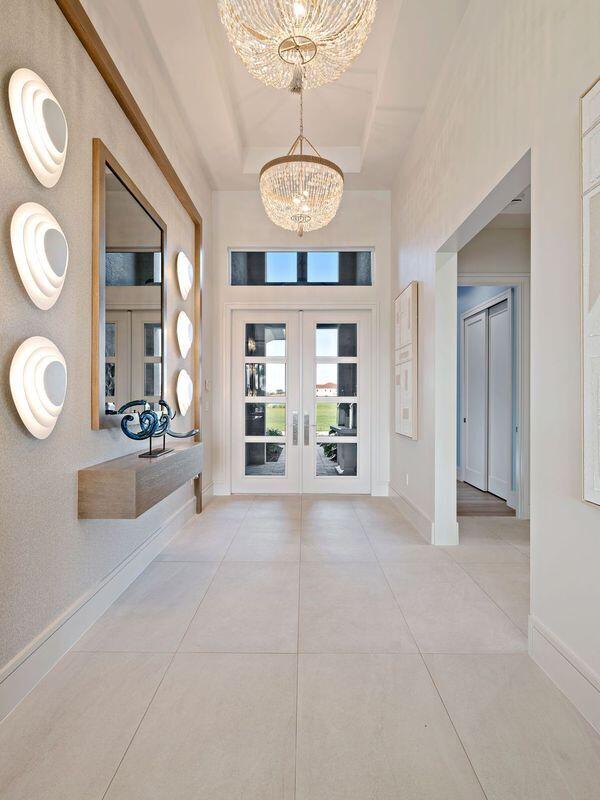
(230, 250, 373, 286)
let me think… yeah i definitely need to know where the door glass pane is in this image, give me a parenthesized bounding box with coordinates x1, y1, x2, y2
(105, 323, 116, 358)
(245, 363, 286, 397)
(316, 323, 357, 357)
(105, 362, 115, 397)
(307, 252, 339, 283)
(316, 363, 357, 397)
(245, 403, 286, 436)
(144, 323, 162, 357)
(144, 363, 161, 396)
(245, 323, 286, 357)
(316, 402, 357, 436)
(316, 442, 357, 476)
(245, 443, 286, 475)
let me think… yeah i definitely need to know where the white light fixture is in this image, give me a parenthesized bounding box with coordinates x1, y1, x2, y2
(9, 68, 68, 188)
(260, 89, 343, 235)
(218, 0, 377, 92)
(176, 369, 194, 416)
(10, 336, 67, 439)
(176, 311, 193, 359)
(10, 202, 69, 309)
(177, 251, 193, 300)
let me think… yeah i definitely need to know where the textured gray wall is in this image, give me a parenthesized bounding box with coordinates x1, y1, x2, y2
(0, 0, 196, 671)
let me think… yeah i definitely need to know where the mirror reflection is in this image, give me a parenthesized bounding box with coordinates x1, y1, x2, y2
(103, 165, 163, 418)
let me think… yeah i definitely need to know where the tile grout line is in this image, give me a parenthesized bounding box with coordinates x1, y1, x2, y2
(99, 497, 254, 800)
(420, 655, 491, 800)
(357, 506, 491, 800)
(451, 557, 530, 638)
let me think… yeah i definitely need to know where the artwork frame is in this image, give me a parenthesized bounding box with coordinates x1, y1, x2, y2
(394, 281, 418, 439)
(582, 77, 600, 506)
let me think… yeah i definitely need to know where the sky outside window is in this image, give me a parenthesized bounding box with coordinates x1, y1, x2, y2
(307, 251, 339, 283)
(266, 251, 297, 283)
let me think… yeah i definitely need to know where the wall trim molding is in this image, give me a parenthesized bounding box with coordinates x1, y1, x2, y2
(372, 482, 389, 497)
(530, 615, 600, 734)
(0, 497, 195, 723)
(389, 484, 432, 542)
(202, 481, 215, 504)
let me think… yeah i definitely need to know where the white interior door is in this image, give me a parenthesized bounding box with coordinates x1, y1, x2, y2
(232, 311, 301, 493)
(301, 311, 371, 494)
(487, 300, 511, 499)
(463, 310, 488, 490)
(231, 309, 371, 494)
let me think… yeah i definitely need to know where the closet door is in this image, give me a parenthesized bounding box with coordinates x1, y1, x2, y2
(488, 300, 511, 499)
(463, 310, 488, 490)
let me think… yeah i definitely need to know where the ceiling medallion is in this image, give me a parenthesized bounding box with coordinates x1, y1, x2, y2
(218, 0, 377, 92)
(259, 89, 343, 236)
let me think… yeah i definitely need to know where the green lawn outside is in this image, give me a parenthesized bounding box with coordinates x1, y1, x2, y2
(263, 403, 337, 436)
(316, 403, 338, 435)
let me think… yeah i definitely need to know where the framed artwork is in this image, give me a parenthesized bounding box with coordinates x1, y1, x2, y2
(394, 281, 418, 439)
(582, 77, 600, 505)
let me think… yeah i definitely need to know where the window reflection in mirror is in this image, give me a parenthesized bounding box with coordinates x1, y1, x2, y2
(103, 164, 163, 417)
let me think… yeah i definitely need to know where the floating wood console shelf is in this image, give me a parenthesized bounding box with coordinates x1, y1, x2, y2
(78, 442, 203, 519)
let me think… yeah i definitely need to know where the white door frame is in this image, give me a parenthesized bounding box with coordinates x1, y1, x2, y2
(459, 289, 512, 495)
(433, 153, 531, 544)
(221, 302, 378, 495)
(458, 275, 530, 517)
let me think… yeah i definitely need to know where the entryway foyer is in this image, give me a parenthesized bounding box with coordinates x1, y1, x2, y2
(2, 0, 600, 798)
(5, 494, 598, 799)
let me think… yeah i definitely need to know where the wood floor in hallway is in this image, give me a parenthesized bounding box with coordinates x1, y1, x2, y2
(1, 495, 599, 799)
(457, 479, 516, 516)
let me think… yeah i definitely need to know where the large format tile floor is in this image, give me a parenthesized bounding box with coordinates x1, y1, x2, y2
(1, 496, 600, 799)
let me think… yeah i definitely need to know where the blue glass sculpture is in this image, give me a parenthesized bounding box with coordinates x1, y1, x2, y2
(117, 399, 198, 458)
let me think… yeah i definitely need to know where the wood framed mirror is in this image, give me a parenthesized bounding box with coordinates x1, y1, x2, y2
(92, 138, 167, 429)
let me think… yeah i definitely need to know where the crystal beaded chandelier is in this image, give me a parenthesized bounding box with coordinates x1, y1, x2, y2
(259, 89, 343, 236)
(217, 0, 377, 92)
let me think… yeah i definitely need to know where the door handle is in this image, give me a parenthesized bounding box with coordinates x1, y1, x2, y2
(292, 412, 298, 445)
(304, 413, 310, 446)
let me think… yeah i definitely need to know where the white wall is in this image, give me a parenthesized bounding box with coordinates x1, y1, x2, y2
(391, 0, 600, 727)
(81, 0, 215, 492)
(211, 190, 391, 496)
(459, 226, 530, 276)
(0, 0, 213, 705)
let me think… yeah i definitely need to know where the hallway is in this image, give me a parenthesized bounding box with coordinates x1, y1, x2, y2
(1, 496, 599, 799)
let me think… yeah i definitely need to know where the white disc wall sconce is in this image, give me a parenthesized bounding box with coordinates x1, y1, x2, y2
(176, 369, 193, 416)
(10, 202, 69, 310)
(10, 337, 67, 439)
(176, 311, 193, 359)
(177, 251, 193, 300)
(8, 68, 68, 188)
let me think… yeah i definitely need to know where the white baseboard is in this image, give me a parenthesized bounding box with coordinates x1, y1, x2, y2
(202, 481, 214, 505)
(371, 482, 389, 497)
(388, 485, 432, 542)
(506, 490, 518, 510)
(0, 497, 196, 723)
(212, 481, 230, 496)
(457, 467, 464, 482)
(432, 518, 460, 546)
(530, 616, 600, 734)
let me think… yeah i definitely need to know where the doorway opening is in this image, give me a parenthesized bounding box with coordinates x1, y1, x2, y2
(434, 152, 531, 543)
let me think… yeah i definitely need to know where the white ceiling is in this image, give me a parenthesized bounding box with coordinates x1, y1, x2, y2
(84, 0, 471, 190)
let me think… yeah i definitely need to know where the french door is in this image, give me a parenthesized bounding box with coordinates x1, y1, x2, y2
(232, 309, 371, 494)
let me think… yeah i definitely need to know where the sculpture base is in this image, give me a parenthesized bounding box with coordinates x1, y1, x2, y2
(138, 447, 174, 459)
